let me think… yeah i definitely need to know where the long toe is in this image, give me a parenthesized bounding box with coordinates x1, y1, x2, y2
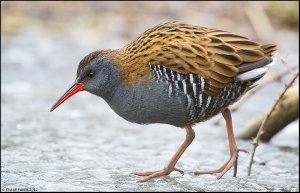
(192, 147, 247, 178)
(192, 159, 230, 175)
(131, 169, 162, 177)
(131, 167, 184, 182)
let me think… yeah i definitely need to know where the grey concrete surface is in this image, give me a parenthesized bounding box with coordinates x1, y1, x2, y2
(1, 28, 299, 191)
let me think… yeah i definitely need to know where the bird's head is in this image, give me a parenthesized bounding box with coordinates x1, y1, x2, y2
(50, 50, 121, 112)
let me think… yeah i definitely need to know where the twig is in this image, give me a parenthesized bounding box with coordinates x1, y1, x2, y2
(244, 1, 274, 41)
(247, 71, 299, 176)
(237, 86, 299, 141)
(280, 55, 298, 76)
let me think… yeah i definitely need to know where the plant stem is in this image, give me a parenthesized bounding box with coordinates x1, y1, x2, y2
(247, 71, 299, 176)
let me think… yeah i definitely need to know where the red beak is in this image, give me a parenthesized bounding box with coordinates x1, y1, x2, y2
(50, 83, 84, 112)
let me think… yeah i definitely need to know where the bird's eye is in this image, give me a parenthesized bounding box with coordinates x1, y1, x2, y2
(88, 72, 94, 78)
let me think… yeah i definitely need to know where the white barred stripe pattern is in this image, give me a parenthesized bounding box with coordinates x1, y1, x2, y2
(149, 63, 247, 123)
(200, 77, 205, 90)
(206, 96, 211, 108)
(182, 79, 187, 94)
(168, 84, 173, 97)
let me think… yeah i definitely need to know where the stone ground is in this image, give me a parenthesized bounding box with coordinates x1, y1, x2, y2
(1, 25, 299, 191)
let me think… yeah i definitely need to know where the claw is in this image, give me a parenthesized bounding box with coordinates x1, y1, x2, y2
(237, 148, 249, 154)
(174, 167, 184, 176)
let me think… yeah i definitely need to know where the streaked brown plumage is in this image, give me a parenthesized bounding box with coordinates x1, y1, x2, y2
(53, 21, 276, 182)
(78, 21, 276, 95)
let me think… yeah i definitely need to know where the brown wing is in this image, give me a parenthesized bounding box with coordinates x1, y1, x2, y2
(138, 22, 271, 95)
(121, 22, 275, 94)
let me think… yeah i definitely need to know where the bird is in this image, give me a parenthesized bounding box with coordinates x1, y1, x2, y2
(50, 21, 277, 183)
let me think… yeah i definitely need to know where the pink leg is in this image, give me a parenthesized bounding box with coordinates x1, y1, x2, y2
(132, 125, 195, 182)
(192, 108, 248, 179)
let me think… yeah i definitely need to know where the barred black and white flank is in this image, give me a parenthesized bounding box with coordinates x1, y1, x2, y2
(149, 63, 264, 124)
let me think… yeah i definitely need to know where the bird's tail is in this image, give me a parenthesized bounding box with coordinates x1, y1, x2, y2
(236, 43, 277, 82)
(261, 43, 277, 56)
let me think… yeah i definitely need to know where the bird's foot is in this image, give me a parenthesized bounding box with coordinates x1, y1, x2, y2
(131, 167, 184, 183)
(191, 148, 248, 179)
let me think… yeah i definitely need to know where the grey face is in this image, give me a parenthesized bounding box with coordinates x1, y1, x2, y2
(77, 58, 121, 99)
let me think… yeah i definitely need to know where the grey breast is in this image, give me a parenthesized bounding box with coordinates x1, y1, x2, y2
(107, 80, 190, 127)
